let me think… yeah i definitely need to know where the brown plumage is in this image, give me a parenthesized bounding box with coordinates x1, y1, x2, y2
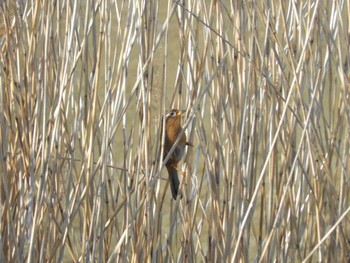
(163, 109, 192, 199)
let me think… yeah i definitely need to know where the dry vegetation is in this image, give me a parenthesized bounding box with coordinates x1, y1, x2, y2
(1, 0, 350, 262)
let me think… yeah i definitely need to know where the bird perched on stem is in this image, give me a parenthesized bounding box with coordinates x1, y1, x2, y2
(162, 109, 192, 200)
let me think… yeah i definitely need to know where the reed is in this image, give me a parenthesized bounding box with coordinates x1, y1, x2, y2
(0, 0, 349, 262)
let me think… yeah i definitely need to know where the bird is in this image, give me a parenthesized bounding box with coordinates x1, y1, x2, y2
(162, 109, 192, 200)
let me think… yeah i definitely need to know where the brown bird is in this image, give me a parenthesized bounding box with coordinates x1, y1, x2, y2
(163, 109, 192, 199)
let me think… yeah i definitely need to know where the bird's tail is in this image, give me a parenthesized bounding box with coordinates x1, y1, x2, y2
(166, 165, 180, 200)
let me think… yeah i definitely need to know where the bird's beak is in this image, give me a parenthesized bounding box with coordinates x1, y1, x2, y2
(179, 109, 187, 116)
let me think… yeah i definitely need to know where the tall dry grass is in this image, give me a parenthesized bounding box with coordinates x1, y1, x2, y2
(0, 0, 350, 262)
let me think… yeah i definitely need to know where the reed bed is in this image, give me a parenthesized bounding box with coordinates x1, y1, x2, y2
(1, 0, 350, 262)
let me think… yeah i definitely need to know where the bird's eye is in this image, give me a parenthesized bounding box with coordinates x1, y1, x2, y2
(167, 111, 176, 117)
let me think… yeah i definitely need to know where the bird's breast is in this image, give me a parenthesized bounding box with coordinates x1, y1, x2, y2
(172, 144, 184, 162)
(164, 129, 186, 164)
